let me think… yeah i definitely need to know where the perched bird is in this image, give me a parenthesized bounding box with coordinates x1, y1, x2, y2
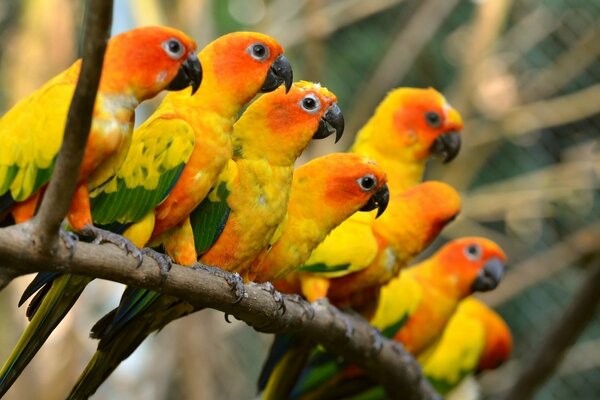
(420, 297, 512, 398)
(286, 238, 506, 400)
(278, 87, 463, 302)
(66, 81, 349, 399)
(276, 180, 461, 307)
(342, 298, 512, 400)
(259, 181, 461, 398)
(0, 25, 201, 396)
(1, 30, 289, 396)
(248, 153, 390, 283)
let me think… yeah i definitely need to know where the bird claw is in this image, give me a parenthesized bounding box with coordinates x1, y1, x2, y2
(59, 229, 78, 257)
(80, 225, 143, 266)
(287, 294, 314, 319)
(193, 264, 246, 303)
(250, 281, 285, 314)
(141, 248, 172, 278)
(314, 298, 355, 340)
(368, 327, 384, 357)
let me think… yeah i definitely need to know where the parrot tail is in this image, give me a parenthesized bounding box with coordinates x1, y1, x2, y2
(0, 274, 89, 397)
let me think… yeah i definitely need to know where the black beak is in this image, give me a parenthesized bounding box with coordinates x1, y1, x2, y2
(167, 53, 202, 94)
(359, 184, 390, 218)
(261, 55, 293, 93)
(430, 131, 461, 163)
(313, 104, 344, 143)
(471, 257, 504, 292)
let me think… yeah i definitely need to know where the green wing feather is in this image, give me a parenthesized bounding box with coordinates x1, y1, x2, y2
(190, 181, 231, 255)
(90, 117, 195, 225)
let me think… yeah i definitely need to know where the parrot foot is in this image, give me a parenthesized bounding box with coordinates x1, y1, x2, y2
(287, 294, 314, 319)
(250, 281, 285, 314)
(80, 225, 143, 266)
(368, 326, 384, 357)
(141, 248, 172, 278)
(59, 229, 78, 257)
(314, 298, 355, 340)
(193, 264, 246, 303)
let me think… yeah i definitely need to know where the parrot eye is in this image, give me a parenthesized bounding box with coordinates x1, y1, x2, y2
(464, 244, 483, 261)
(357, 174, 377, 192)
(162, 38, 185, 60)
(248, 43, 270, 61)
(425, 111, 442, 128)
(300, 94, 321, 113)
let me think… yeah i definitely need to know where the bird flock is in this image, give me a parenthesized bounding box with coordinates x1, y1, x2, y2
(0, 26, 512, 400)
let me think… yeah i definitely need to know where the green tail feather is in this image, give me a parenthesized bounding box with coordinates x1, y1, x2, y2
(0, 275, 89, 397)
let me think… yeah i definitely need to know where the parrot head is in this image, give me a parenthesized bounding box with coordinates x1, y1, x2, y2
(374, 181, 461, 262)
(437, 237, 506, 297)
(358, 87, 463, 164)
(296, 153, 389, 221)
(102, 26, 201, 100)
(197, 32, 293, 107)
(233, 81, 344, 164)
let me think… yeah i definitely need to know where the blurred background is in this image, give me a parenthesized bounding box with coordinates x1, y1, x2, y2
(0, 0, 599, 399)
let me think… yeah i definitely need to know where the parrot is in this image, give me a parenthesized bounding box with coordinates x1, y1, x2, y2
(0, 25, 201, 396)
(273, 87, 464, 303)
(66, 81, 349, 399)
(1, 31, 291, 396)
(340, 298, 513, 400)
(248, 152, 391, 283)
(275, 180, 461, 306)
(258, 181, 461, 398)
(419, 297, 513, 397)
(284, 237, 506, 400)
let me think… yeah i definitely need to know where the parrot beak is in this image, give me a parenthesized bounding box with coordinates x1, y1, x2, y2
(471, 257, 505, 292)
(261, 55, 293, 93)
(359, 183, 390, 218)
(167, 53, 203, 94)
(430, 131, 461, 163)
(313, 104, 345, 143)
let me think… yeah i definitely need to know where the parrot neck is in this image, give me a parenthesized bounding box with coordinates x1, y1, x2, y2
(351, 126, 425, 195)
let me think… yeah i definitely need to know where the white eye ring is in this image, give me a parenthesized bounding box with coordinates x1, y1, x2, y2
(247, 43, 270, 61)
(357, 174, 377, 192)
(464, 244, 483, 261)
(162, 38, 185, 60)
(300, 94, 321, 113)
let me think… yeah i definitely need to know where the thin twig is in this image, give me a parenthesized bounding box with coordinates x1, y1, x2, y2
(501, 259, 600, 400)
(0, 224, 440, 400)
(32, 0, 113, 248)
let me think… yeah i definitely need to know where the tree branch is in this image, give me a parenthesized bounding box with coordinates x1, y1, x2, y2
(32, 0, 113, 248)
(501, 259, 600, 400)
(0, 224, 440, 400)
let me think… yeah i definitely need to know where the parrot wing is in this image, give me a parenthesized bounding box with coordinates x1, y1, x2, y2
(0, 78, 74, 210)
(189, 165, 234, 256)
(90, 117, 195, 229)
(298, 215, 378, 277)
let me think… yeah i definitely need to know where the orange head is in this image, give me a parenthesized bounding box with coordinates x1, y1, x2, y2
(434, 237, 506, 297)
(294, 153, 389, 223)
(196, 32, 293, 110)
(374, 180, 461, 263)
(353, 87, 463, 164)
(233, 81, 343, 165)
(100, 26, 201, 100)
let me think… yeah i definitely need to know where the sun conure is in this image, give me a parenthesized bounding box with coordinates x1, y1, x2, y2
(276, 180, 461, 309)
(0, 26, 202, 397)
(66, 81, 347, 399)
(3, 31, 290, 397)
(291, 88, 463, 301)
(286, 238, 506, 400)
(248, 153, 390, 283)
(258, 181, 460, 399)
